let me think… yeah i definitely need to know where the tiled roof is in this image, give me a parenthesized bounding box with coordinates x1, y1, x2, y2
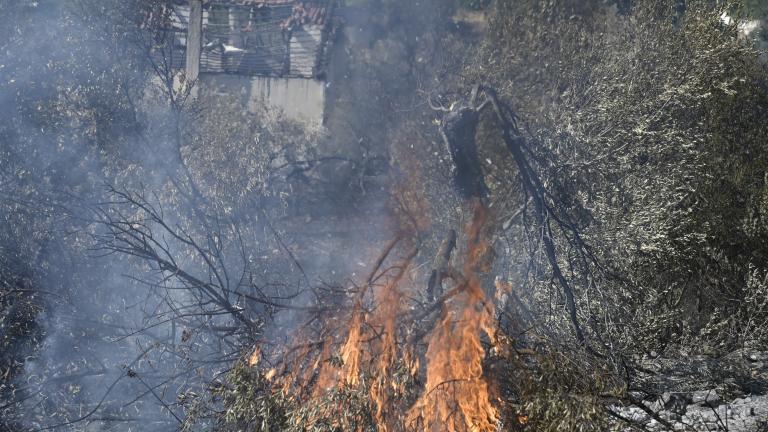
(160, 0, 337, 78)
(283, 1, 331, 28)
(206, 0, 331, 27)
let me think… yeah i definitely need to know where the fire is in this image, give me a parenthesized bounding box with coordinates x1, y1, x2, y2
(339, 306, 364, 386)
(369, 265, 408, 429)
(248, 201, 504, 431)
(248, 347, 261, 367)
(311, 335, 338, 396)
(265, 368, 276, 381)
(407, 202, 499, 432)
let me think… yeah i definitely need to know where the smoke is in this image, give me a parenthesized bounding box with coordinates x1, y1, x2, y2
(0, 1, 213, 429)
(0, 0, 476, 430)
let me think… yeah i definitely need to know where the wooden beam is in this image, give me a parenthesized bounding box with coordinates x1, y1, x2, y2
(185, 0, 203, 95)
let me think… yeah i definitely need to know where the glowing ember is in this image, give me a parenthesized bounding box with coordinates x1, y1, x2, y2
(265, 368, 277, 381)
(248, 347, 261, 367)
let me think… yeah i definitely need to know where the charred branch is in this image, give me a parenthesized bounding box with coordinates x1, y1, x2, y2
(439, 104, 489, 200)
(426, 229, 456, 302)
(433, 83, 595, 346)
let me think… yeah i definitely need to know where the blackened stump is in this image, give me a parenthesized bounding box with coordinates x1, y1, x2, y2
(439, 104, 488, 200)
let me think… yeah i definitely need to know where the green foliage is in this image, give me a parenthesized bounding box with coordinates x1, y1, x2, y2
(214, 362, 378, 432)
(183, 95, 325, 210)
(213, 362, 291, 432)
(495, 345, 620, 432)
(455, 0, 768, 427)
(474, 0, 768, 350)
(289, 385, 377, 432)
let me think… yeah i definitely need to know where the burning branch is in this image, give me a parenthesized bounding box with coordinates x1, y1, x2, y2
(407, 204, 499, 432)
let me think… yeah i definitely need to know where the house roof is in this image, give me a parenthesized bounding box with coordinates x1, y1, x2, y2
(204, 0, 332, 27)
(159, 0, 338, 79)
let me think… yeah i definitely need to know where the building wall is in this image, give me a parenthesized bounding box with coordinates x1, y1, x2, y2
(200, 74, 326, 123)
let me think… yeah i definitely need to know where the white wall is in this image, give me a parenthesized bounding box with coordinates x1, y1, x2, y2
(200, 74, 326, 124)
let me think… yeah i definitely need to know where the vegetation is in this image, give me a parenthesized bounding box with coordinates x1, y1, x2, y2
(466, 0, 768, 428)
(1, 0, 767, 431)
(476, 0, 768, 353)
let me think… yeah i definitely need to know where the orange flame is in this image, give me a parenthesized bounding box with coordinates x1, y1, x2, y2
(248, 347, 261, 367)
(248, 201, 503, 432)
(340, 306, 364, 386)
(408, 202, 499, 432)
(370, 275, 407, 430)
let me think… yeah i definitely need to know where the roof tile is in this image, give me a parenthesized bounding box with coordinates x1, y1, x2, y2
(207, 0, 332, 26)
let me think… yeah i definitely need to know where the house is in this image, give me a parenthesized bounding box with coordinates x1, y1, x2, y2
(153, 0, 340, 123)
